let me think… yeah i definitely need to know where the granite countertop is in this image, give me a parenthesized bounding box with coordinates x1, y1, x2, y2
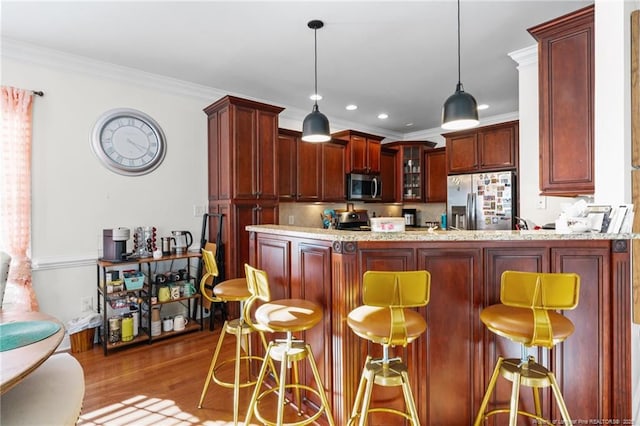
(246, 224, 637, 242)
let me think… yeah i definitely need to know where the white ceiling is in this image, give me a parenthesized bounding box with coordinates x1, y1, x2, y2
(1, 0, 591, 138)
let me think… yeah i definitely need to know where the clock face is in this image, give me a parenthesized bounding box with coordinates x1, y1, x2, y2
(91, 109, 166, 176)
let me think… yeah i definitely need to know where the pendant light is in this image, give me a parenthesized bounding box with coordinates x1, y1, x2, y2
(441, 0, 479, 131)
(302, 20, 331, 143)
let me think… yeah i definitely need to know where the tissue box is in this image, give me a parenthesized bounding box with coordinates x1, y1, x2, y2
(370, 217, 405, 232)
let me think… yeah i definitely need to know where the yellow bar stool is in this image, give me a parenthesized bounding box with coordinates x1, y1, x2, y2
(197, 244, 272, 426)
(346, 270, 431, 426)
(474, 270, 580, 426)
(243, 264, 335, 426)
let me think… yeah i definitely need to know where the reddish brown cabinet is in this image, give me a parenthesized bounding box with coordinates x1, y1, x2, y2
(384, 141, 437, 202)
(278, 128, 345, 202)
(332, 130, 383, 174)
(529, 5, 595, 196)
(444, 120, 519, 175)
(321, 141, 346, 202)
(205, 95, 284, 278)
(424, 147, 447, 203)
(278, 129, 297, 201)
(380, 147, 398, 202)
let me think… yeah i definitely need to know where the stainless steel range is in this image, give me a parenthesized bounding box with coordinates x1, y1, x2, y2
(335, 209, 370, 231)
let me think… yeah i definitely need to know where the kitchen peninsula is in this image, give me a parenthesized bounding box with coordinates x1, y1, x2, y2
(247, 224, 632, 425)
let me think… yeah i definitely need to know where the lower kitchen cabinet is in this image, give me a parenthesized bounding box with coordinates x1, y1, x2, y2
(96, 252, 203, 355)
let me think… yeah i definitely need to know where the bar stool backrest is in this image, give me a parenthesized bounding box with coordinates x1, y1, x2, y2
(200, 244, 219, 303)
(363, 270, 430, 308)
(243, 263, 272, 332)
(362, 270, 430, 346)
(500, 270, 580, 348)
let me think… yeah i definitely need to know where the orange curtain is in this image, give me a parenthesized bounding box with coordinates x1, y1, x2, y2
(0, 86, 39, 311)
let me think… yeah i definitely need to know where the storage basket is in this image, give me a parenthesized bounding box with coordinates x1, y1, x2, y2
(123, 271, 145, 290)
(70, 327, 95, 353)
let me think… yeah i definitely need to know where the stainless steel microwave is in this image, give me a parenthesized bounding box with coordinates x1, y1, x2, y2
(347, 173, 382, 201)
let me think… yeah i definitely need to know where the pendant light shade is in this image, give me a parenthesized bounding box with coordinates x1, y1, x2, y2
(302, 20, 331, 143)
(442, 0, 479, 131)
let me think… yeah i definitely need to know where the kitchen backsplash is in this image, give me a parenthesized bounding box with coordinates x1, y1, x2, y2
(279, 202, 446, 228)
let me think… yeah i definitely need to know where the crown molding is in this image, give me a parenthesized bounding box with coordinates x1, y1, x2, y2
(509, 44, 538, 68)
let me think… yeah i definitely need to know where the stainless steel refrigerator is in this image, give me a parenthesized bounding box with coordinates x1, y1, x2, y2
(446, 171, 516, 230)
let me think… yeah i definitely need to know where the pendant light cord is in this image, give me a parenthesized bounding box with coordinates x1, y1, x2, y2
(314, 26, 319, 107)
(457, 0, 462, 87)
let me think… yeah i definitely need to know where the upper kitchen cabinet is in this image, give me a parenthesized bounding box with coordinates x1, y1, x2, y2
(321, 140, 347, 202)
(424, 147, 447, 203)
(205, 95, 284, 201)
(444, 120, 519, 175)
(385, 141, 437, 202)
(278, 129, 297, 201)
(332, 130, 384, 174)
(380, 146, 398, 203)
(529, 5, 594, 196)
(278, 128, 346, 202)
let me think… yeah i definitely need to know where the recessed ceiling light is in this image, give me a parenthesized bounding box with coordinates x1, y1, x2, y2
(477, 104, 489, 110)
(345, 104, 358, 111)
(405, 122, 414, 127)
(310, 93, 322, 101)
(378, 113, 389, 119)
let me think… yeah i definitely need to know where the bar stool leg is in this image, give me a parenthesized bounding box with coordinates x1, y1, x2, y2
(474, 356, 504, 426)
(508, 372, 521, 426)
(549, 373, 573, 426)
(276, 345, 289, 426)
(532, 386, 542, 418)
(304, 343, 336, 426)
(348, 357, 370, 425)
(400, 369, 420, 425)
(358, 367, 376, 426)
(232, 323, 242, 425)
(198, 319, 230, 408)
(244, 341, 275, 426)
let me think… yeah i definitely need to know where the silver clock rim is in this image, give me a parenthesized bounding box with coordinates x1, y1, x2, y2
(90, 108, 167, 176)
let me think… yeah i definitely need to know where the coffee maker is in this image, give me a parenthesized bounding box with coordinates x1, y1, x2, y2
(402, 208, 417, 227)
(102, 228, 130, 262)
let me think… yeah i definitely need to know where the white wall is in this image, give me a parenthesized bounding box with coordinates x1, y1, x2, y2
(2, 53, 211, 347)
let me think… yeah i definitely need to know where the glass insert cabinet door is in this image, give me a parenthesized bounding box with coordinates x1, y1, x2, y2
(402, 146, 422, 201)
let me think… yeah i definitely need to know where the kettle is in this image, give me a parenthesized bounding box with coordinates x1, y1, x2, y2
(171, 231, 193, 255)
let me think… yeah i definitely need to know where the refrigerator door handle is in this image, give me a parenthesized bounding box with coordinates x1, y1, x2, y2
(467, 193, 476, 230)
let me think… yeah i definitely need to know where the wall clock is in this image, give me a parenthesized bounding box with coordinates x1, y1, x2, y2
(91, 108, 166, 176)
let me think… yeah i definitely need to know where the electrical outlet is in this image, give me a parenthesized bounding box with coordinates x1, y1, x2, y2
(193, 205, 205, 217)
(288, 215, 295, 225)
(536, 196, 547, 209)
(81, 296, 93, 312)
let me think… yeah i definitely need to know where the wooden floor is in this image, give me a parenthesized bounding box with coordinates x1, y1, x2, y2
(71, 319, 314, 426)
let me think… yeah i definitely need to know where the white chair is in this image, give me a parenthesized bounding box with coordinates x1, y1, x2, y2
(0, 353, 85, 425)
(0, 251, 10, 308)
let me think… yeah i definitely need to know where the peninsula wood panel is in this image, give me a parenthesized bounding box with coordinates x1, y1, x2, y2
(294, 241, 333, 414)
(417, 246, 482, 425)
(551, 245, 611, 422)
(483, 246, 550, 421)
(248, 233, 632, 425)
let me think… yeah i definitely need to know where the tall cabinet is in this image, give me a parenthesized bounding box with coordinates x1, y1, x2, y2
(528, 5, 594, 196)
(204, 95, 284, 279)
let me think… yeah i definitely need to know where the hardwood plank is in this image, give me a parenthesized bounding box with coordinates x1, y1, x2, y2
(73, 323, 317, 425)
